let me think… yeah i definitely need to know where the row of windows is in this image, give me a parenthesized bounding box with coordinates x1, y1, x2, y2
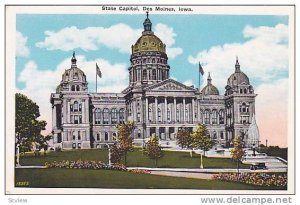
(71, 85, 81, 91)
(95, 108, 125, 125)
(132, 58, 167, 65)
(70, 101, 82, 112)
(131, 69, 168, 82)
(95, 132, 117, 141)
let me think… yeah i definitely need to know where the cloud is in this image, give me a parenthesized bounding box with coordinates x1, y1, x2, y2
(18, 56, 128, 134)
(255, 78, 288, 147)
(183, 80, 194, 86)
(188, 24, 288, 91)
(16, 31, 30, 58)
(36, 23, 182, 59)
(188, 23, 289, 147)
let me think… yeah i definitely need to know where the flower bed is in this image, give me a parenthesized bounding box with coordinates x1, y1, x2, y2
(45, 160, 126, 171)
(213, 173, 287, 187)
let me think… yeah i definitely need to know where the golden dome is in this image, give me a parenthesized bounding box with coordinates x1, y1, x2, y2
(132, 34, 166, 54)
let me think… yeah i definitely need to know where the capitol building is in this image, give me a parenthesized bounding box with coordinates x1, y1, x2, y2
(50, 14, 259, 150)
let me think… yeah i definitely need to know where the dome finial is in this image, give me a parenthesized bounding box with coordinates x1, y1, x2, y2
(235, 56, 240, 72)
(207, 72, 212, 84)
(71, 51, 77, 67)
(142, 12, 153, 34)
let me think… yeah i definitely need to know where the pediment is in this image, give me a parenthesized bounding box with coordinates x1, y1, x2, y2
(146, 79, 196, 92)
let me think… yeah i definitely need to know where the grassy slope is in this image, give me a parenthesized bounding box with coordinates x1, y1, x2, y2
(15, 168, 284, 189)
(20, 149, 249, 169)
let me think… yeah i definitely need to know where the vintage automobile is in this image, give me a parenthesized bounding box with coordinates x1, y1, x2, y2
(250, 162, 267, 170)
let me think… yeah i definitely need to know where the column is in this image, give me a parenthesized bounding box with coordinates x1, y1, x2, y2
(146, 97, 148, 122)
(81, 100, 85, 123)
(174, 98, 176, 122)
(155, 97, 158, 123)
(133, 100, 136, 122)
(192, 98, 195, 123)
(183, 98, 186, 123)
(164, 97, 167, 122)
(67, 100, 70, 123)
(198, 100, 201, 123)
(52, 104, 57, 128)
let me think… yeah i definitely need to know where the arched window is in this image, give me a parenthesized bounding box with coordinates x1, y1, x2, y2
(105, 132, 109, 141)
(103, 108, 109, 124)
(138, 130, 141, 138)
(73, 101, 79, 112)
(240, 102, 247, 113)
(244, 88, 247, 94)
(152, 69, 156, 80)
(205, 110, 210, 124)
(143, 69, 147, 80)
(76, 85, 80, 91)
(212, 110, 218, 124)
(78, 131, 81, 140)
(111, 108, 117, 124)
(95, 108, 101, 124)
(96, 133, 100, 141)
(71, 85, 75, 91)
(158, 108, 161, 122)
(167, 108, 171, 121)
(119, 108, 125, 124)
(148, 108, 152, 121)
(219, 109, 224, 124)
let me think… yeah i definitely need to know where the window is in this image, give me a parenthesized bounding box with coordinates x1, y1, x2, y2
(76, 85, 80, 91)
(138, 130, 141, 138)
(158, 108, 161, 121)
(73, 101, 79, 112)
(240, 102, 248, 113)
(78, 143, 81, 149)
(185, 108, 189, 122)
(72, 143, 76, 149)
(205, 110, 210, 124)
(176, 109, 179, 122)
(79, 116, 82, 124)
(103, 108, 109, 124)
(74, 72, 78, 79)
(105, 132, 109, 141)
(78, 131, 81, 140)
(71, 85, 75, 91)
(148, 108, 152, 121)
(74, 116, 79, 124)
(96, 133, 100, 141)
(111, 108, 117, 124)
(95, 109, 101, 124)
(152, 69, 156, 80)
(152, 58, 155, 63)
(212, 110, 217, 124)
(79, 104, 82, 112)
(143, 69, 147, 80)
(119, 109, 125, 124)
(113, 133, 117, 141)
(167, 108, 171, 121)
(70, 104, 73, 112)
(73, 131, 76, 140)
(219, 110, 224, 124)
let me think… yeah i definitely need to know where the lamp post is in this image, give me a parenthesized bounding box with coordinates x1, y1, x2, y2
(200, 151, 204, 169)
(252, 143, 256, 157)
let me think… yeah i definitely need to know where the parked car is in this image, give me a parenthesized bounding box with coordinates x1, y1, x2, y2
(250, 162, 267, 170)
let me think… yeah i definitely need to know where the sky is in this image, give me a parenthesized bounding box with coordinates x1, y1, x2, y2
(16, 14, 289, 147)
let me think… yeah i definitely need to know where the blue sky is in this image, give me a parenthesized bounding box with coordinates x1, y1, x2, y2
(16, 13, 289, 146)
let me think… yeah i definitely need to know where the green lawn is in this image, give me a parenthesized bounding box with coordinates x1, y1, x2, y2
(15, 168, 284, 189)
(19, 149, 249, 169)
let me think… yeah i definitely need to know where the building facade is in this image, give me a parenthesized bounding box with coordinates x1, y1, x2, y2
(50, 14, 258, 150)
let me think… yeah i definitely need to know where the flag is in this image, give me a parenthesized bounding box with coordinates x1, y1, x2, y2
(199, 62, 204, 75)
(96, 63, 102, 78)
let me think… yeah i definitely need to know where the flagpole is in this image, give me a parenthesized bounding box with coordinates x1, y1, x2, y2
(199, 62, 201, 91)
(96, 65, 98, 93)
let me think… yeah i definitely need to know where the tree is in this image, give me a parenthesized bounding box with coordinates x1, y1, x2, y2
(176, 127, 194, 157)
(110, 143, 122, 164)
(143, 134, 163, 167)
(231, 136, 245, 177)
(116, 121, 135, 166)
(35, 134, 52, 155)
(15, 93, 47, 153)
(191, 124, 213, 156)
